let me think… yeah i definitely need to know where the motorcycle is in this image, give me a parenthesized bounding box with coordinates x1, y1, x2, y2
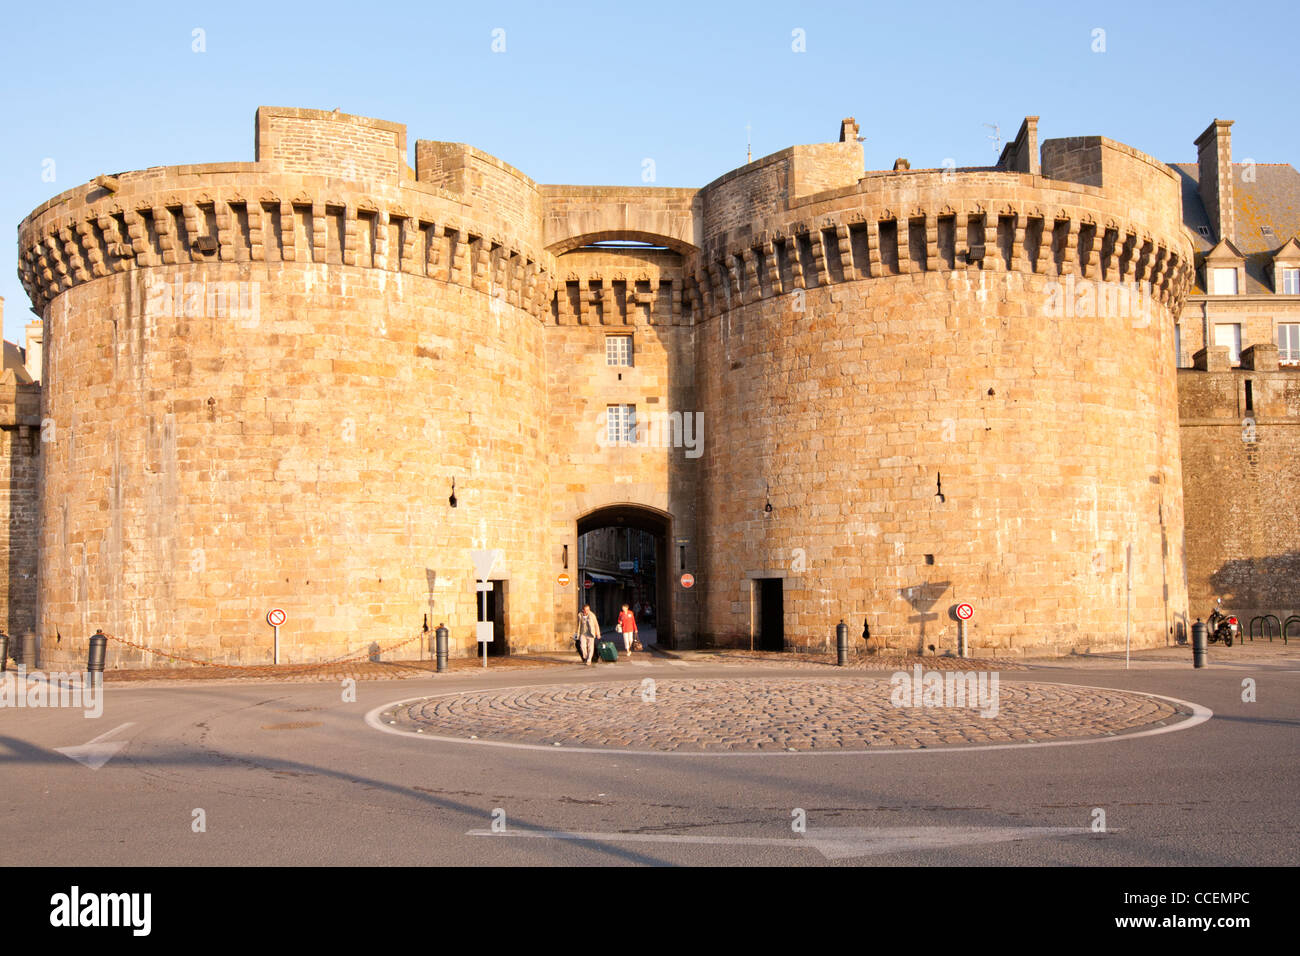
(1206, 599, 1238, 647)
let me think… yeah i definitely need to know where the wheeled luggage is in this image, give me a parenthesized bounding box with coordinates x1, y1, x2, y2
(596, 639, 618, 662)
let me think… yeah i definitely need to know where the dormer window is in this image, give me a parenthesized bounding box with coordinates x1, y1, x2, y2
(1211, 267, 1239, 295)
(1282, 267, 1300, 295)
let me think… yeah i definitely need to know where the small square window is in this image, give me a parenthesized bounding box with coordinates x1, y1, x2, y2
(606, 335, 633, 367)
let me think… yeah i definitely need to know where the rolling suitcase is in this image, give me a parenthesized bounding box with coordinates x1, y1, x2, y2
(596, 639, 618, 663)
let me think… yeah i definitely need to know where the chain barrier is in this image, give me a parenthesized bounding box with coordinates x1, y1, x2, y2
(97, 630, 427, 673)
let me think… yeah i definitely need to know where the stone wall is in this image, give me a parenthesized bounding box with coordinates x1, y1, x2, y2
(12, 107, 1221, 666)
(1179, 344, 1300, 629)
(690, 148, 1193, 656)
(0, 377, 41, 643)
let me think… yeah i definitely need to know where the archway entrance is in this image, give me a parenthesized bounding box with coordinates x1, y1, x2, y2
(576, 505, 672, 648)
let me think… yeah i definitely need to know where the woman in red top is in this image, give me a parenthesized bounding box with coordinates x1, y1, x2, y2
(617, 604, 637, 657)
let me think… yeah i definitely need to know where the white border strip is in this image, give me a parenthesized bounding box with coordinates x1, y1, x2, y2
(363, 678, 1213, 758)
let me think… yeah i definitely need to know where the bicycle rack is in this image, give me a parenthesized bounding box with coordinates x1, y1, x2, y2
(1284, 616, 1300, 646)
(1249, 615, 1281, 642)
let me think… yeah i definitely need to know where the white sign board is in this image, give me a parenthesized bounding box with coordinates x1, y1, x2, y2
(470, 549, 502, 581)
(476, 622, 494, 643)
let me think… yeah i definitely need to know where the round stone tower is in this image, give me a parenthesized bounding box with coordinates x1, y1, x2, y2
(18, 108, 555, 667)
(688, 121, 1195, 655)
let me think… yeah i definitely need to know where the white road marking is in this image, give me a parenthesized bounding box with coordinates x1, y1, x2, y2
(467, 824, 1097, 859)
(365, 680, 1213, 758)
(55, 722, 136, 770)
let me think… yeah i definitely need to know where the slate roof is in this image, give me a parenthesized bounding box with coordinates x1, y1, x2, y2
(1171, 161, 1300, 294)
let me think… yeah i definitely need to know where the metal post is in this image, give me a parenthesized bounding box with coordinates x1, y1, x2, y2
(87, 629, 108, 674)
(20, 631, 36, 669)
(273, 625, 280, 666)
(1125, 543, 1132, 670)
(836, 620, 848, 666)
(958, 619, 966, 659)
(481, 585, 487, 668)
(435, 624, 448, 673)
(1192, 619, 1207, 668)
(0, 633, 7, 672)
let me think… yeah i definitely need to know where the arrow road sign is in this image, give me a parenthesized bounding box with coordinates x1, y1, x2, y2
(55, 722, 136, 770)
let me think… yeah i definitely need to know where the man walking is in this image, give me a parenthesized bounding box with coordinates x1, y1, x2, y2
(576, 603, 601, 666)
(617, 603, 637, 658)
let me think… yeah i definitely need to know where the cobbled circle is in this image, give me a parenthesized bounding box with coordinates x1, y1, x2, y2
(386, 677, 1187, 752)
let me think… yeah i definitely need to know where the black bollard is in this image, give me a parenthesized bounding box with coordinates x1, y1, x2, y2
(1192, 619, 1207, 669)
(0, 633, 8, 672)
(435, 624, 449, 673)
(88, 629, 108, 674)
(836, 620, 848, 666)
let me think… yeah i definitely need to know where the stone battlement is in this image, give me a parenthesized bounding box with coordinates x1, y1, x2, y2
(19, 108, 1195, 327)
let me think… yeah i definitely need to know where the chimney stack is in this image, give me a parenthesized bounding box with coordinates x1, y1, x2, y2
(1194, 119, 1235, 244)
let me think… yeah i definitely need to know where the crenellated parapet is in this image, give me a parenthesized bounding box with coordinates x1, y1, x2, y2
(684, 166, 1196, 323)
(18, 179, 556, 319)
(18, 108, 557, 320)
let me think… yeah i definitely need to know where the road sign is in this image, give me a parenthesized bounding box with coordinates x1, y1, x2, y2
(267, 608, 286, 627)
(956, 603, 973, 620)
(681, 573, 695, 589)
(476, 622, 494, 643)
(557, 573, 571, 587)
(619, 561, 635, 570)
(470, 549, 502, 581)
(584, 578, 594, 589)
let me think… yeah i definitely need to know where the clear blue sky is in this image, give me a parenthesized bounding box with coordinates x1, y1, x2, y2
(3, 0, 1297, 340)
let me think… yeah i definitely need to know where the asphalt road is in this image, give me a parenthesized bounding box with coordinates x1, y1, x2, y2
(2, 650, 1297, 867)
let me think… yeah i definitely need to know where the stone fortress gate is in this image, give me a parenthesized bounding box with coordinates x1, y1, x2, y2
(15, 108, 1194, 667)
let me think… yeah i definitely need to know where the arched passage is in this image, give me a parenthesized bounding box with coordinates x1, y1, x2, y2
(576, 504, 673, 648)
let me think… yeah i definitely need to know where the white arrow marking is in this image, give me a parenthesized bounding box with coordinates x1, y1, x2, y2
(55, 722, 136, 770)
(468, 825, 1095, 860)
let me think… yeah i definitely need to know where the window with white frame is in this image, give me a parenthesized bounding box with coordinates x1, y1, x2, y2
(1214, 323, 1242, 365)
(1211, 268, 1239, 295)
(1278, 323, 1300, 365)
(1174, 325, 1181, 368)
(606, 404, 637, 445)
(1282, 268, 1300, 295)
(605, 334, 633, 367)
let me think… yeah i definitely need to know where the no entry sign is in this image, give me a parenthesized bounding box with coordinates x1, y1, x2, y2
(557, 573, 571, 587)
(956, 603, 973, 620)
(267, 608, 287, 627)
(681, 573, 695, 589)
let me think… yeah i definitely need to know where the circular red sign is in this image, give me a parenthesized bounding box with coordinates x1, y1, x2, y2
(267, 608, 286, 626)
(681, 573, 695, 589)
(584, 579, 594, 589)
(956, 603, 973, 620)
(557, 573, 571, 587)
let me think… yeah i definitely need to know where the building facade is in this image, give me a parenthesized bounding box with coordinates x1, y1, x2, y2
(1174, 121, 1300, 634)
(6, 107, 1295, 668)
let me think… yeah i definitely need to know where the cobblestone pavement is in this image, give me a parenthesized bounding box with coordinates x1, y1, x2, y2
(384, 677, 1188, 752)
